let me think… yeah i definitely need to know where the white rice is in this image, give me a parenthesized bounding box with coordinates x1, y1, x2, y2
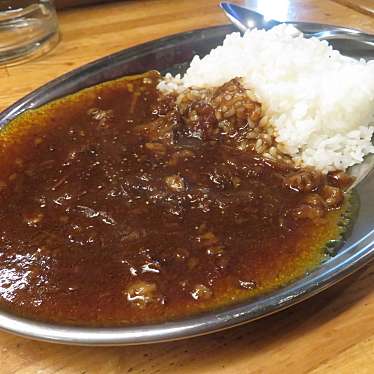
(158, 24, 374, 172)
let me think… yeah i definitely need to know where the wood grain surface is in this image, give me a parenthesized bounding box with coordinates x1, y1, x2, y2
(1, 1, 374, 373)
(333, 0, 374, 17)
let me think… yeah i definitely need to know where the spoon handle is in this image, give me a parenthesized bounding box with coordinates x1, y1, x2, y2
(290, 23, 374, 45)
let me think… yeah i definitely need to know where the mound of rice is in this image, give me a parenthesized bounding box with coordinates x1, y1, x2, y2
(158, 24, 374, 172)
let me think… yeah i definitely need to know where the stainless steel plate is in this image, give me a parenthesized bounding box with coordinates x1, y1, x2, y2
(0, 24, 373, 346)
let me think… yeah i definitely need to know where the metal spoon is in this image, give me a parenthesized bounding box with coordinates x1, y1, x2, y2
(220, 1, 374, 190)
(220, 2, 374, 46)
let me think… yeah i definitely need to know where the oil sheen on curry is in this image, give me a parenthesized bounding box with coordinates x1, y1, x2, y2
(0, 71, 353, 326)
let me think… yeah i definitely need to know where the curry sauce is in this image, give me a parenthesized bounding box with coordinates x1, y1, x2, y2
(0, 72, 352, 326)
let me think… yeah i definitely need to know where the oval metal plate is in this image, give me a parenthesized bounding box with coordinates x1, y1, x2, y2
(0, 24, 373, 346)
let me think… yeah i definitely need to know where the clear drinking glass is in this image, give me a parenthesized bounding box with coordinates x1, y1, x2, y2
(0, 0, 59, 65)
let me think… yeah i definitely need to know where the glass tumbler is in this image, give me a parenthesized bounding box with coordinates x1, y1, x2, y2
(0, 0, 59, 65)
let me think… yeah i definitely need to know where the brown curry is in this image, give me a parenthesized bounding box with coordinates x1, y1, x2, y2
(0, 71, 353, 326)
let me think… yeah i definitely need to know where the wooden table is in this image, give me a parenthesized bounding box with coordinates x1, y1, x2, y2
(1, 1, 374, 372)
